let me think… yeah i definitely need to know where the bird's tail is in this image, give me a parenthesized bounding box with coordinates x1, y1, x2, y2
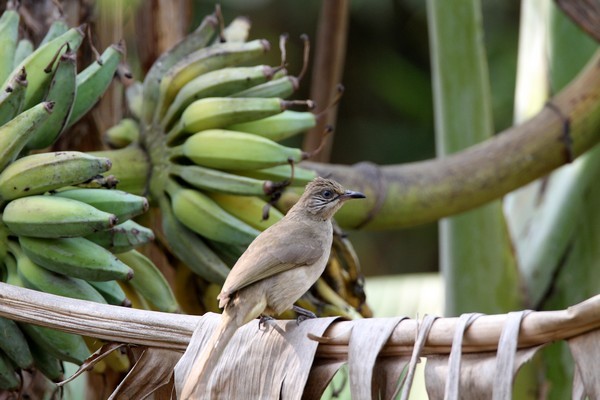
(180, 311, 238, 399)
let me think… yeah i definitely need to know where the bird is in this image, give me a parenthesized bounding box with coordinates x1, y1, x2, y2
(179, 176, 365, 399)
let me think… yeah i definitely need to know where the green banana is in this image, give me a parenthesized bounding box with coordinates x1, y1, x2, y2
(170, 129, 306, 170)
(12, 39, 33, 69)
(156, 39, 271, 120)
(0, 351, 19, 390)
(0, 317, 34, 369)
(208, 192, 284, 231)
(168, 163, 272, 196)
(161, 65, 278, 129)
(88, 280, 130, 307)
(19, 236, 134, 281)
(0, 102, 54, 171)
(234, 164, 318, 184)
(165, 179, 260, 246)
(160, 197, 229, 283)
(67, 42, 124, 128)
(3, 195, 118, 238)
(104, 118, 140, 148)
(206, 239, 245, 268)
(54, 188, 149, 221)
(167, 97, 289, 143)
(85, 219, 155, 253)
(28, 337, 64, 382)
(3, 251, 19, 287)
(226, 110, 316, 142)
(0, 151, 112, 202)
(15, 247, 108, 304)
(117, 250, 178, 313)
(0, 7, 19, 85)
(26, 49, 77, 150)
(5, 25, 85, 110)
(40, 19, 69, 46)
(231, 75, 298, 99)
(0, 68, 27, 126)
(142, 13, 218, 124)
(89, 146, 149, 196)
(19, 323, 89, 365)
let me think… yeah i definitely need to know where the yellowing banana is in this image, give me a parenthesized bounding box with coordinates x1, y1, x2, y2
(167, 97, 285, 143)
(19, 236, 134, 282)
(208, 192, 283, 230)
(226, 110, 316, 142)
(166, 180, 260, 246)
(117, 250, 179, 313)
(0, 151, 112, 202)
(3, 195, 118, 238)
(171, 129, 306, 171)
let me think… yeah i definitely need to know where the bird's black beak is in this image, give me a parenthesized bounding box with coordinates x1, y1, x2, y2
(340, 190, 366, 200)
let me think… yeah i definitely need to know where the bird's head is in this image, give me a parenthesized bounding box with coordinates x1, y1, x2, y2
(292, 177, 366, 220)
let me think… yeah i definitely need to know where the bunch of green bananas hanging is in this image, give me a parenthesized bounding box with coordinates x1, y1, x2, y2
(0, 5, 178, 389)
(106, 12, 371, 319)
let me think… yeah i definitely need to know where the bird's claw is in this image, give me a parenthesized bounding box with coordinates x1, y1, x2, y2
(259, 315, 274, 330)
(292, 305, 317, 325)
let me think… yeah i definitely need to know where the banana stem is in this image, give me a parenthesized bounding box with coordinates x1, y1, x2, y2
(89, 145, 151, 196)
(298, 49, 600, 230)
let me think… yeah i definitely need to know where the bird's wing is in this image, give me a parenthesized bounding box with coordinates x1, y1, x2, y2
(219, 219, 326, 299)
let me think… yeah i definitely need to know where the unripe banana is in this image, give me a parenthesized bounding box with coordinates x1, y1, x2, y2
(231, 75, 298, 99)
(0, 151, 112, 202)
(67, 42, 124, 128)
(166, 180, 260, 246)
(234, 164, 318, 185)
(0, 102, 53, 171)
(0, 317, 34, 369)
(171, 129, 306, 171)
(157, 39, 270, 119)
(26, 50, 77, 150)
(6, 25, 85, 110)
(142, 13, 218, 124)
(208, 192, 283, 230)
(39, 19, 69, 46)
(226, 110, 316, 142)
(160, 197, 229, 283)
(88, 280, 130, 307)
(126, 82, 143, 121)
(85, 219, 155, 253)
(162, 65, 278, 129)
(222, 16, 251, 43)
(54, 188, 149, 222)
(0, 7, 19, 85)
(15, 248, 108, 304)
(117, 250, 178, 313)
(12, 39, 33, 69)
(0, 68, 27, 126)
(3, 195, 118, 238)
(169, 163, 271, 196)
(104, 118, 140, 148)
(28, 338, 64, 382)
(19, 236, 134, 282)
(167, 97, 287, 144)
(19, 323, 89, 365)
(0, 351, 19, 390)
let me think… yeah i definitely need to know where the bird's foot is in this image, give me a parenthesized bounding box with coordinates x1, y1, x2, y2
(293, 305, 317, 325)
(258, 315, 274, 330)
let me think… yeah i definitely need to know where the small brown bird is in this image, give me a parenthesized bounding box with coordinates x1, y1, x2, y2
(180, 177, 365, 398)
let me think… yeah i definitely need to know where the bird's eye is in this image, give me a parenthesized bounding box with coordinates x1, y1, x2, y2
(322, 190, 333, 199)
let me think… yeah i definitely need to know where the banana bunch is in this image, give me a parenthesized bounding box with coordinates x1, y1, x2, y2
(0, 5, 181, 389)
(102, 11, 371, 319)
